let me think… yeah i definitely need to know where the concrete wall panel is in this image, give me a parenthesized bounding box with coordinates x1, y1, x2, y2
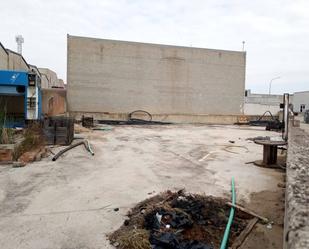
(7, 51, 29, 71)
(244, 103, 281, 115)
(67, 35, 246, 115)
(0, 45, 8, 69)
(41, 89, 67, 116)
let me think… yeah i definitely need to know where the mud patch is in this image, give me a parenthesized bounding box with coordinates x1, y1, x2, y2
(109, 191, 252, 249)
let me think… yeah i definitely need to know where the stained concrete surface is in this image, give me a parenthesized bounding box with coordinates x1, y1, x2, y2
(0, 125, 284, 249)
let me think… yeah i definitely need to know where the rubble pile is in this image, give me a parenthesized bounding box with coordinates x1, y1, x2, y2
(109, 191, 250, 249)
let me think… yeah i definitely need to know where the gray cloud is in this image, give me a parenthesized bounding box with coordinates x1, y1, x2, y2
(1, 0, 308, 93)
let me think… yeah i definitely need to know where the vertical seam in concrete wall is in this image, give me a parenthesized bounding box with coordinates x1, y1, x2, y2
(67, 34, 70, 112)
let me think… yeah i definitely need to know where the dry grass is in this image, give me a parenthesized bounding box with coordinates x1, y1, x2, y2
(116, 229, 151, 249)
(0, 128, 14, 144)
(13, 123, 44, 160)
(0, 109, 14, 144)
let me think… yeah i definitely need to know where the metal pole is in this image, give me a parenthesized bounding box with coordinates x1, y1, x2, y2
(269, 76, 281, 95)
(283, 93, 289, 141)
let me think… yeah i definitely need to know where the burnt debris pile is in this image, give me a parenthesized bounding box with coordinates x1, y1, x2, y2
(109, 191, 250, 249)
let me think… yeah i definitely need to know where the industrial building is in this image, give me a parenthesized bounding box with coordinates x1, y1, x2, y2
(0, 42, 29, 71)
(67, 35, 246, 121)
(0, 70, 41, 127)
(0, 42, 66, 126)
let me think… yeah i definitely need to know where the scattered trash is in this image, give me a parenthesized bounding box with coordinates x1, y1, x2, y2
(12, 161, 26, 168)
(226, 202, 269, 224)
(124, 220, 130, 226)
(246, 136, 270, 141)
(277, 182, 285, 188)
(81, 115, 94, 128)
(266, 223, 273, 229)
(222, 145, 249, 154)
(230, 217, 259, 249)
(198, 151, 217, 162)
(109, 191, 251, 249)
(248, 111, 283, 131)
(245, 161, 255, 165)
(92, 125, 113, 131)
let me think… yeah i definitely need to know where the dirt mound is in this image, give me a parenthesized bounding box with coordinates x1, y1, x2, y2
(109, 191, 251, 249)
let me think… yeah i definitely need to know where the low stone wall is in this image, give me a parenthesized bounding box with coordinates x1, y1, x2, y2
(284, 126, 309, 248)
(69, 111, 277, 125)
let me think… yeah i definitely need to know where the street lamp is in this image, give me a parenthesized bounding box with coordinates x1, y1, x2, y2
(269, 76, 281, 95)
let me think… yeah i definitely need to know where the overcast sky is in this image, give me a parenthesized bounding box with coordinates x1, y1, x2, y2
(1, 0, 308, 94)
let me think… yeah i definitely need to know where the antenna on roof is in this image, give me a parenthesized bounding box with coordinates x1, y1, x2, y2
(15, 35, 24, 54)
(242, 41, 245, 51)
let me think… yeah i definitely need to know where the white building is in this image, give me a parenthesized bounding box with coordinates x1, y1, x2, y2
(292, 91, 309, 113)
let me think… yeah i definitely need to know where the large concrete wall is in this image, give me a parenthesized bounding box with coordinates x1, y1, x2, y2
(292, 91, 309, 113)
(67, 35, 246, 116)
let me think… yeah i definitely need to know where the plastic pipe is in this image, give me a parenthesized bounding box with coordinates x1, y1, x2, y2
(220, 177, 236, 249)
(52, 140, 94, 161)
(85, 139, 95, 155)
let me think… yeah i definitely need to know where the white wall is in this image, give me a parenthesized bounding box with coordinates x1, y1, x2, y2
(67, 35, 246, 115)
(244, 103, 280, 115)
(293, 91, 309, 113)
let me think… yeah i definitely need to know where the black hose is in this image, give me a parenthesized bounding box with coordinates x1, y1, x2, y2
(98, 110, 172, 125)
(52, 140, 94, 161)
(128, 110, 153, 122)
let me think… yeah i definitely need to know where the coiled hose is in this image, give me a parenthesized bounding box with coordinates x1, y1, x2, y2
(220, 177, 236, 249)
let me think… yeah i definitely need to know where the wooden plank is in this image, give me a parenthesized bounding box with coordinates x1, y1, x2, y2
(227, 202, 269, 223)
(230, 217, 259, 249)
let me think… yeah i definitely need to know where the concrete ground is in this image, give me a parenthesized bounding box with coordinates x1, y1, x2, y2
(0, 125, 284, 249)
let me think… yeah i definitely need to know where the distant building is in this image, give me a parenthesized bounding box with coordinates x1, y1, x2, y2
(39, 68, 65, 89)
(244, 89, 284, 115)
(292, 91, 309, 113)
(0, 41, 66, 119)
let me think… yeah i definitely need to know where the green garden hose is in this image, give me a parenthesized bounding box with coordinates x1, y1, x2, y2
(220, 177, 236, 249)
